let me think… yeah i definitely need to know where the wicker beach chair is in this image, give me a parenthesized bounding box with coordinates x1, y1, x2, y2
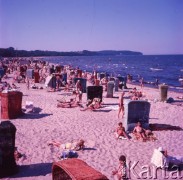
(52, 158, 108, 180)
(123, 100, 150, 132)
(87, 86, 103, 102)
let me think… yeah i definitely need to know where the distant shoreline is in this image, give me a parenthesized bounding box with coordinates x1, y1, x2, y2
(0, 47, 143, 57)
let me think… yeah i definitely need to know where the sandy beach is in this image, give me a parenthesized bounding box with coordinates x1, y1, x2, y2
(0, 75, 183, 180)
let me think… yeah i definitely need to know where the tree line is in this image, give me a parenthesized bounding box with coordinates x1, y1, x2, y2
(0, 47, 142, 57)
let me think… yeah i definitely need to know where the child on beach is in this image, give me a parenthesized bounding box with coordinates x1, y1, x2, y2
(118, 91, 125, 119)
(115, 122, 130, 140)
(112, 155, 127, 180)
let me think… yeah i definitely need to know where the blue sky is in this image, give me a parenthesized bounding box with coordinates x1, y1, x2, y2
(0, 0, 183, 54)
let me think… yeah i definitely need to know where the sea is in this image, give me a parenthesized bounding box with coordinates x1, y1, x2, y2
(43, 55, 183, 93)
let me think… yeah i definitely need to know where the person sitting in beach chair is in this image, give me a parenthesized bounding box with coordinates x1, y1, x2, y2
(115, 122, 130, 140)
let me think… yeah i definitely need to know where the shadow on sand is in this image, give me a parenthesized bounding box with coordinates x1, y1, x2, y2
(93, 109, 112, 113)
(11, 162, 52, 178)
(149, 123, 183, 131)
(102, 103, 118, 106)
(83, 147, 97, 151)
(20, 113, 53, 120)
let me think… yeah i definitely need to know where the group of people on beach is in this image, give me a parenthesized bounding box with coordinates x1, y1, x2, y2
(1, 57, 177, 180)
(115, 121, 156, 142)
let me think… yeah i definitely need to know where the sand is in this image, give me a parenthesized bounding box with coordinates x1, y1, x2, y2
(1, 79, 183, 180)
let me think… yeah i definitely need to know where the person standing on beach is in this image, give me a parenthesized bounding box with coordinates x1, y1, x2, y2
(140, 77, 144, 89)
(155, 78, 159, 87)
(118, 91, 125, 119)
(75, 80, 83, 102)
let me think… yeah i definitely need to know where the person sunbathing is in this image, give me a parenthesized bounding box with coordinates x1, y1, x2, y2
(145, 130, 157, 141)
(48, 139, 85, 151)
(133, 122, 147, 141)
(80, 98, 101, 111)
(57, 90, 81, 107)
(115, 122, 130, 140)
(57, 98, 78, 108)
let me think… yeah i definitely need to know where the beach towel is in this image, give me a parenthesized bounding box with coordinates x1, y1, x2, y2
(151, 149, 166, 168)
(103, 105, 119, 110)
(115, 132, 127, 140)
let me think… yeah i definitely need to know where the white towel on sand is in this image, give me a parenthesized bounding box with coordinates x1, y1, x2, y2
(151, 149, 164, 168)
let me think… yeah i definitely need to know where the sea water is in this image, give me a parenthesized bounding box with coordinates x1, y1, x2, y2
(43, 55, 183, 92)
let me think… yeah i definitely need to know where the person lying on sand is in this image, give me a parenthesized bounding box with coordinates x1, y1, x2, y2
(115, 122, 130, 140)
(57, 91, 83, 108)
(57, 98, 79, 108)
(80, 98, 101, 111)
(48, 139, 85, 151)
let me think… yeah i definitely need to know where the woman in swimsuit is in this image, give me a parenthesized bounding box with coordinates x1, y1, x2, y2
(133, 122, 147, 141)
(118, 91, 125, 119)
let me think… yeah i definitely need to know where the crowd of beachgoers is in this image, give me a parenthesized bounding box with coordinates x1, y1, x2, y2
(0, 57, 183, 179)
